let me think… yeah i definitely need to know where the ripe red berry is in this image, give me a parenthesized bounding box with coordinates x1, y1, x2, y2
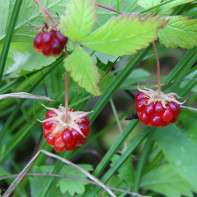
(135, 88, 182, 127)
(41, 105, 91, 152)
(33, 31, 68, 57)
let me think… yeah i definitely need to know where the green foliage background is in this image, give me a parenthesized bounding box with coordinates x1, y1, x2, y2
(0, 0, 197, 197)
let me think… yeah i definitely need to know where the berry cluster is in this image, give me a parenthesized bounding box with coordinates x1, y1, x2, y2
(33, 31, 68, 56)
(135, 88, 181, 127)
(41, 105, 91, 152)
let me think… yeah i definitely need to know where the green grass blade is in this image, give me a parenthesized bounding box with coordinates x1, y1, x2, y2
(89, 47, 150, 123)
(0, 56, 64, 146)
(85, 128, 150, 197)
(0, 0, 22, 83)
(132, 130, 155, 192)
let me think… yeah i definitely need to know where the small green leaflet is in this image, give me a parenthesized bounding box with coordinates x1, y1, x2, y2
(141, 164, 197, 197)
(60, 0, 97, 42)
(155, 124, 197, 188)
(158, 16, 197, 49)
(81, 14, 168, 56)
(64, 46, 102, 96)
(137, 0, 161, 10)
(57, 164, 93, 196)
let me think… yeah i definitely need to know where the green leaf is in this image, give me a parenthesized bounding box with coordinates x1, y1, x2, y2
(111, 154, 133, 185)
(141, 164, 197, 197)
(82, 14, 168, 56)
(155, 124, 197, 189)
(137, 0, 161, 10)
(60, 0, 97, 42)
(161, 0, 194, 10)
(29, 165, 55, 197)
(120, 68, 150, 89)
(158, 16, 197, 49)
(64, 46, 101, 96)
(57, 164, 93, 196)
(5, 50, 56, 77)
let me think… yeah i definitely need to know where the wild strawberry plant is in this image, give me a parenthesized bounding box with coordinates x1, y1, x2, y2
(0, 0, 197, 197)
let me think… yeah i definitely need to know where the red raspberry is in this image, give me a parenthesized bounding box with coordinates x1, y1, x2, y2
(33, 31, 68, 57)
(135, 88, 183, 127)
(40, 105, 91, 152)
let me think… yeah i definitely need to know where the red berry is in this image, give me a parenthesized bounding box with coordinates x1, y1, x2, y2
(135, 89, 181, 127)
(43, 129, 51, 138)
(54, 145, 65, 152)
(54, 135, 64, 147)
(151, 116, 162, 127)
(77, 138, 86, 147)
(79, 116, 90, 125)
(46, 110, 57, 118)
(65, 143, 76, 151)
(62, 129, 75, 146)
(55, 31, 68, 46)
(42, 120, 53, 129)
(47, 135, 55, 146)
(155, 101, 164, 115)
(139, 112, 150, 125)
(42, 106, 91, 152)
(168, 101, 180, 116)
(79, 124, 90, 137)
(71, 129, 84, 142)
(33, 30, 68, 57)
(162, 107, 173, 122)
(33, 33, 43, 52)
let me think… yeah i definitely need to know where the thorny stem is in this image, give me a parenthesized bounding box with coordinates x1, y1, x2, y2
(152, 41, 161, 99)
(96, 3, 162, 98)
(33, 0, 58, 25)
(65, 46, 69, 122)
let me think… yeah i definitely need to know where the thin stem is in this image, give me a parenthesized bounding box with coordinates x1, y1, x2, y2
(33, 0, 58, 25)
(65, 46, 69, 122)
(116, 0, 120, 15)
(65, 72, 69, 122)
(96, 3, 125, 15)
(152, 42, 161, 99)
(2, 150, 116, 197)
(0, 173, 147, 197)
(33, 0, 48, 24)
